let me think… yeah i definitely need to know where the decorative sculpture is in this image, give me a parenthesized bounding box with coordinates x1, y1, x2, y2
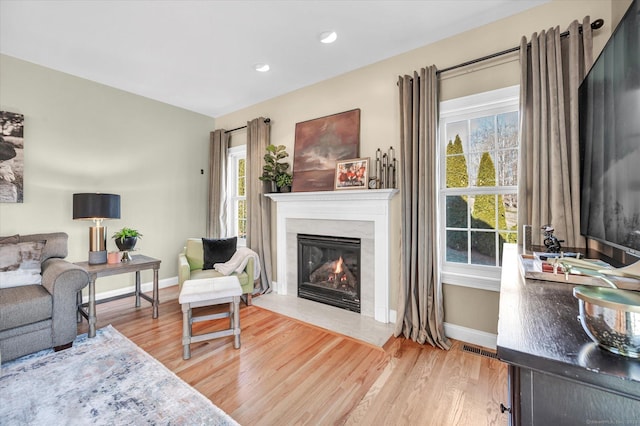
(541, 225, 564, 253)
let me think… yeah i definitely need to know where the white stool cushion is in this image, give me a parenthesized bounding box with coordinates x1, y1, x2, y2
(179, 276, 242, 304)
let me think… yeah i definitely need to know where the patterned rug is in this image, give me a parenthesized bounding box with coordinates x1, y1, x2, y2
(0, 325, 238, 425)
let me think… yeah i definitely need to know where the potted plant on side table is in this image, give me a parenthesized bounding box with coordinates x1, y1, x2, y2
(259, 144, 291, 193)
(112, 227, 143, 262)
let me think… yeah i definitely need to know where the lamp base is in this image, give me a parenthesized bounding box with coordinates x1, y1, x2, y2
(88, 250, 107, 265)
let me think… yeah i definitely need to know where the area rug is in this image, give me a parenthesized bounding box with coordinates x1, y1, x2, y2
(0, 325, 238, 425)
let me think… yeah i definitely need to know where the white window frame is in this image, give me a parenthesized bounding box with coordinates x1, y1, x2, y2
(227, 145, 247, 247)
(438, 85, 519, 292)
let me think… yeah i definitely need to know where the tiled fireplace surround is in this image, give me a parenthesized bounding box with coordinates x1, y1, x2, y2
(265, 189, 398, 323)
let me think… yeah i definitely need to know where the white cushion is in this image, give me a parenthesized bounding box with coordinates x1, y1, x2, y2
(179, 276, 242, 304)
(0, 240, 45, 289)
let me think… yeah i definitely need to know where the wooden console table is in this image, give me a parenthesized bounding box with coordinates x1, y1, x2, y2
(75, 254, 161, 338)
(497, 244, 640, 425)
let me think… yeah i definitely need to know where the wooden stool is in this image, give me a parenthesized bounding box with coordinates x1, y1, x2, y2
(179, 276, 242, 360)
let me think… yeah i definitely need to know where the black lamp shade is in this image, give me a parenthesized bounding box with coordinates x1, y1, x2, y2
(73, 193, 121, 220)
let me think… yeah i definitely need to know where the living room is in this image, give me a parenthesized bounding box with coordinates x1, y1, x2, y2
(1, 0, 636, 424)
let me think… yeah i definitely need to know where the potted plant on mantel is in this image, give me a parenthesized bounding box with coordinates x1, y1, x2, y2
(276, 172, 293, 192)
(259, 144, 292, 193)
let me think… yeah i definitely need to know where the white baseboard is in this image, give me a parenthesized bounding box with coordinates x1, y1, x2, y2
(444, 322, 497, 350)
(84, 276, 178, 303)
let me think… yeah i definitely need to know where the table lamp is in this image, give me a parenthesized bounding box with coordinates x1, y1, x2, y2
(73, 193, 121, 264)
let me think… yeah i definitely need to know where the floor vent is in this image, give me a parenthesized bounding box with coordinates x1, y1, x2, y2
(462, 344, 498, 359)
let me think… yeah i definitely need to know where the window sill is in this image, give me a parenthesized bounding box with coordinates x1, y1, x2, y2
(441, 270, 501, 292)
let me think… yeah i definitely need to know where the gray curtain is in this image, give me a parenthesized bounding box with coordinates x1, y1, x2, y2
(518, 17, 593, 247)
(207, 129, 228, 238)
(395, 67, 450, 350)
(246, 118, 273, 293)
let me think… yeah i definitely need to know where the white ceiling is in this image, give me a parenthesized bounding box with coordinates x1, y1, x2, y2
(0, 0, 548, 118)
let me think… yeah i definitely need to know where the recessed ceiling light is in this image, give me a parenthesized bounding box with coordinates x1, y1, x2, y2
(254, 63, 270, 72)
(319, 31, 337, 44)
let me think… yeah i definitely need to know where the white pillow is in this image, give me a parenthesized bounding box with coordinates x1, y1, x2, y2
(0, 240, 46, 289)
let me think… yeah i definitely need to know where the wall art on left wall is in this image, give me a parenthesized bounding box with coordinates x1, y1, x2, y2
(0, 111, 24, 203)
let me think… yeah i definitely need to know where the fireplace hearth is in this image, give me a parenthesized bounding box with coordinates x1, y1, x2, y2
(297, 234, 361, 313)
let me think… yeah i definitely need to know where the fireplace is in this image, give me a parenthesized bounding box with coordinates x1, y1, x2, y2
(297, 234, 361, 313)
(265, 189, 398, 322)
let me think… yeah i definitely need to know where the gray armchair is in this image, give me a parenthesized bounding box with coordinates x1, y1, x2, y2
(0, 232, 89, 362)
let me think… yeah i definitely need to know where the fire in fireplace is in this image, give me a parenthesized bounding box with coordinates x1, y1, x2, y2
(297, 234, 361, 313)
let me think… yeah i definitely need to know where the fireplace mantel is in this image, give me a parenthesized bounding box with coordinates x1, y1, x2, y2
(265, 189, 398, 323)
(265, 189, 398, 203)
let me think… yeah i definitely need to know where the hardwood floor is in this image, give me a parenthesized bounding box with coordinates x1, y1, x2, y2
(77, 287, 508, 425)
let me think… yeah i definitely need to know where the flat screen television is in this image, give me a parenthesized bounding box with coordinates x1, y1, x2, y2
(579, 0, 640, 257)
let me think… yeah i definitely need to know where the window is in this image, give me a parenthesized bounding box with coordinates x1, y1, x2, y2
(227, 146, 247, 245)
(439, 86, 519, 290)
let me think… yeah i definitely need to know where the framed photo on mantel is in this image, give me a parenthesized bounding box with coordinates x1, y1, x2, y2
(292, 109, 360, 192)
(335, 158, 368, 190)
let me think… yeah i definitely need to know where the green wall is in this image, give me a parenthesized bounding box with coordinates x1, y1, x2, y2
(0, 55, 214, 292)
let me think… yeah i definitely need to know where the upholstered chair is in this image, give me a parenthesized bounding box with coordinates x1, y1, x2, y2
(178, 238, 257, 305)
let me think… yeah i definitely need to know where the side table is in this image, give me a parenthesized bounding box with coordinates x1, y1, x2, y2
(75, 254, 161, 338)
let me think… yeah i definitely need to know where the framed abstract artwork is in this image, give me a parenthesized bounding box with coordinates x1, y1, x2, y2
(292, 109, 360, 192)
(0, 111, 24, 203)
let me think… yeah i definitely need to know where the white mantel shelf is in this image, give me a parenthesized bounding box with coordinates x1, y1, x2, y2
(265, 188, 399, 323)
(265, 188, 398, 202)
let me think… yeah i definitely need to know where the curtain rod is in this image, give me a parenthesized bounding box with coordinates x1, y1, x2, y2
(224, 118, 271, 134)
(436, 18, 604, 75)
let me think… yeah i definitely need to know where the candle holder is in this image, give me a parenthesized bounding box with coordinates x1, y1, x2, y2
(373, 146, 397, 189)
